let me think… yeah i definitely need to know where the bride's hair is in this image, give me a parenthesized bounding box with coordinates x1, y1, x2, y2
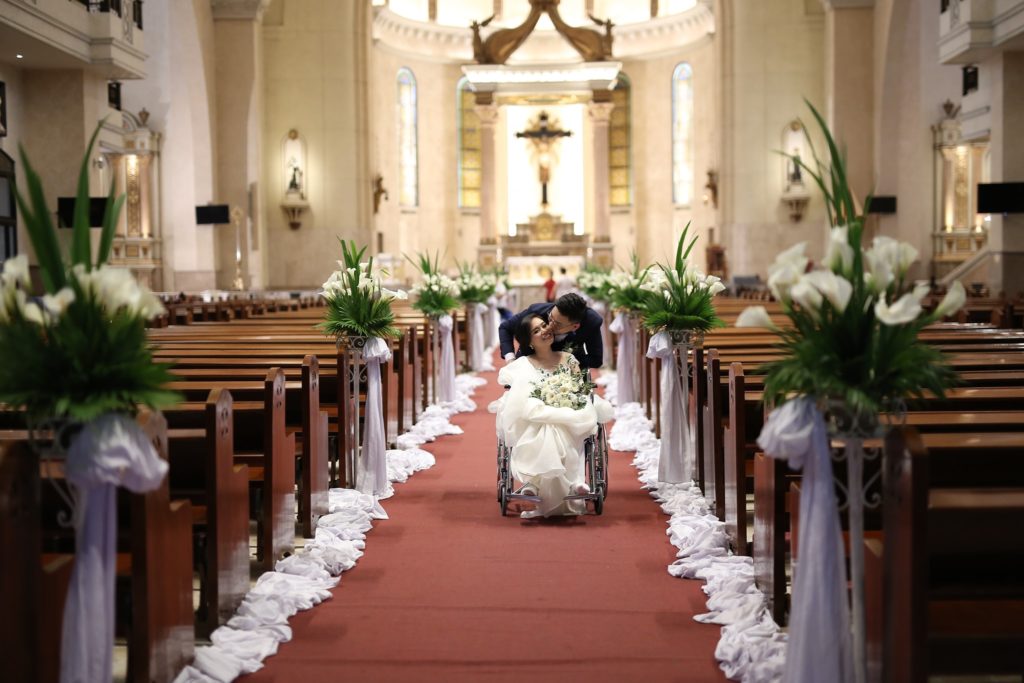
(513, 315, 543, 356)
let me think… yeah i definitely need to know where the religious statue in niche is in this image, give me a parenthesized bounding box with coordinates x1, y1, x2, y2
(287, 157, 304, 195)
(283, 129, 306, 199)
(516, 111, 572, 210)
(787, 150, 803, 187)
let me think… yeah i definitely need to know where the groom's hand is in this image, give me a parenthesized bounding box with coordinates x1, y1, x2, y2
(503, 352, 515, 363)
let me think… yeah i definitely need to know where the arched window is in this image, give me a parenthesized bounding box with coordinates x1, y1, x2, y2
(397, 67, 418, 207)
(457, 77, 481, 209)
(609, 73, 632, 207)
(672, 62, 694, 206)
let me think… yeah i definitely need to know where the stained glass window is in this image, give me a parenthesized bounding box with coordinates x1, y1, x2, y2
(609, 74, 631, 207)
(397, 67, 418, 207)
(672, 62, 694, 206)
(457, 77, 481, 209)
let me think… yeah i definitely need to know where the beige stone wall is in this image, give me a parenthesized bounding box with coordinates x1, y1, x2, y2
(368, 48, 462, 276)
(621, 36, 717, 270)
(718, 0, 828, 280)
(122, 0, 219, 291)
(261, 0, 374, 288)
(872, 0, 961, 282)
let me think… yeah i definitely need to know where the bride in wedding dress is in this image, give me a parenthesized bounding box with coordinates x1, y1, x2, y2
(490, 314, 613, 519)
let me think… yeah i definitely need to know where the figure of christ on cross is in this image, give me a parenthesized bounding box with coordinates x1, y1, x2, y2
(516, 111, 572, 209)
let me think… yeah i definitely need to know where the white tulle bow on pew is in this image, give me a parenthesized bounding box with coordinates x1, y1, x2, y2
(61, 414, 169, 683)
(608, 313, 636, 404)
(757, 397, 853, 683)
(435, 314, 457, 403)
(646, 331, 693, 483)
(357, 337, 393, 501)
(468, 303, 494, 372)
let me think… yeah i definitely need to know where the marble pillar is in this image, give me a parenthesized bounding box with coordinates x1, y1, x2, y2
(588, 97, 615, 268)
(475, 101, 500, 267)
(212, 0, 269, 290)
(823, 0, 875, 209)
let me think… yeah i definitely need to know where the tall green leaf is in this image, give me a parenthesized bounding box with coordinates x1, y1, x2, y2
(13, 147, 65, 292)
(71, 124, 104, 269)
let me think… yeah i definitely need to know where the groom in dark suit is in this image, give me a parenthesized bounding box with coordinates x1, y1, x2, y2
(499, 292, 604, 369)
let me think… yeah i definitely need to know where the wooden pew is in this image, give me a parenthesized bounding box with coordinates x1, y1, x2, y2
(874, 427, 1024, 681)
(1, 412, 195, 683)
(163, 369, 294, 572)
(164, 389, 250, 636)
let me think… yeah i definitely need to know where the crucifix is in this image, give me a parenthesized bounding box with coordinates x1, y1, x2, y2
(516, 111, 572, 209)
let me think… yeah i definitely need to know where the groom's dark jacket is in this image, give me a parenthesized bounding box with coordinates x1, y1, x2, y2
(498, 302, 604, 369)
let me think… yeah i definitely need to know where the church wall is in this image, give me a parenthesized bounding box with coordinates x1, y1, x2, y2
(873, 0, 961, 282)
(719, 0, 827, 280)
(622, 35, 717, 271)
(368, 47, 462, 279)
(261, 0, 375, 288)
(122, 0, 219, 291)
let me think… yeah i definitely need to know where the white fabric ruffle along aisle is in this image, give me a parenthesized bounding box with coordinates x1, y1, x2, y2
(596, 373, 788, 683)
(173, 373, 487, 683)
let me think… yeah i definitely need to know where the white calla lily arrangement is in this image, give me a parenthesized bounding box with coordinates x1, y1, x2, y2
(453, 262, 497, 305)
(0, 125, 177, 421)
(320, 240, 407, 340)
(639, 223, 726, 334)
(406, 251, 459, 318)
(738, 102, 966, 415)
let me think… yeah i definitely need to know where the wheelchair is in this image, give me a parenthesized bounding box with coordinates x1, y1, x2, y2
(495, 396, 609, 517)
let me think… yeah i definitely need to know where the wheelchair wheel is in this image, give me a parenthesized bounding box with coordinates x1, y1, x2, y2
(593, 485, 604, 515)
(499, 484, 509, 516)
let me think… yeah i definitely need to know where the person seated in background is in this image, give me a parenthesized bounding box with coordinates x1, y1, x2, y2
(498, 292, 603, 369)
(490, 314, 612, 519)
(554, 266, 577, 299)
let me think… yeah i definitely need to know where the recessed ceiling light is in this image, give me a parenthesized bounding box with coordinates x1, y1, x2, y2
(16, 54, 23, 59)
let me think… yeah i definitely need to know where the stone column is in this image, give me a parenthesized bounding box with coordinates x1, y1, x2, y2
(211, 0, 269, 290)
(588, 98, 615, 242)
(823, 0, 874, 207)
(474, 98, 500, 267)
(985, 51, 1024, 295)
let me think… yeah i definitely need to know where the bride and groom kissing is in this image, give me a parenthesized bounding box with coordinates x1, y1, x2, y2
(492, 293, 613, 519)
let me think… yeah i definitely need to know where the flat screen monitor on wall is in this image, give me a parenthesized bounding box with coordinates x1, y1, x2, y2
(57, 197, 109, 228)
(978, 183, 1024, 214)
(195, 204, 230, 225)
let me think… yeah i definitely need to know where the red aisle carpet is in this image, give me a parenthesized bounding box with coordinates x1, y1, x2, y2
(247, 362, 726, 683)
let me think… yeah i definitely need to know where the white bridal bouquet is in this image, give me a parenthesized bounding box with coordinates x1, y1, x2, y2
(530, 364, 596, 411)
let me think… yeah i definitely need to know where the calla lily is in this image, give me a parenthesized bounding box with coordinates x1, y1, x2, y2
(42, 287, 76, 317)
(789, 277, 824, 313)
(708, 281, 727, 296)
(935, 281, 966, 318)
(736, 305, 776, 329)
(804, 270, 853, 313)
(2, 254, 30, 286)
(768, 262, 803, 301)
(874, 285, 929, 326)
(824, 225, 854, 275)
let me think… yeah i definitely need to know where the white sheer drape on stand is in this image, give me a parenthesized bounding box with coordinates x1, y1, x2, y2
(757, 397, 853, 683)
(468, 303, 494, 372)
(61, 414, 169, 683)
(436, 314, 456, 403)
(591, 301, 611, 368)
(356, 337, 392, 499)
(646, 331, 693, 483)
(609, 313, 636, 404)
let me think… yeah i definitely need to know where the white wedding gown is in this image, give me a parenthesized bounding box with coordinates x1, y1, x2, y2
(489, 354, 614, 517)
